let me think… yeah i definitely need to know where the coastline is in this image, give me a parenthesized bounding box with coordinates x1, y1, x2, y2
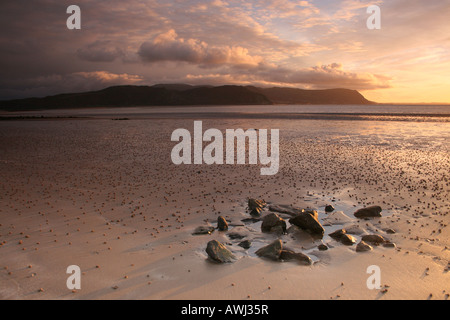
(1, 112, 450, 123)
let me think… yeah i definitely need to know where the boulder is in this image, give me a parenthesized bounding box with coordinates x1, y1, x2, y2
(354, 206, 382, 218)
(268, 204, 303, 217)
(280, 250, 312, 265)
(356, 241, 373, 252)
(341, 234, 357, 246)
(329, 229, 347, 240)
(325, 205, 335, 213)
(383, 242, 397, 248)
(217, 216, 229, 231)
(362, 234, 386, 245)
(248, 198, 266, 211)
(318, 244, 329, 251)
(250, 207, 262, 217)
(192, 226, 215, 235)
(255, 239, 283, 261)
(206, 240, 236, 263)
(289, 210, 324, 236)
(329, 229, 355, 245)
(261, 213, 287, 234)
(238, 240, 252, 249)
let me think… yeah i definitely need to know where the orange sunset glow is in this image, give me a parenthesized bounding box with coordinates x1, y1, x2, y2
(0, 0, 449, 103)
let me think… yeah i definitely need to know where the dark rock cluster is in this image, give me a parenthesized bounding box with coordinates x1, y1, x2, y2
(196, 199, 395, 264)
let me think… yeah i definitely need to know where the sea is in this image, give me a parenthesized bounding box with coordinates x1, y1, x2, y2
(1, 104, 449, 117)
(1, 104, 449, 154)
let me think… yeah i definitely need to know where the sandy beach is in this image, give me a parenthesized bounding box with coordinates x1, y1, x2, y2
(0, 114, 449, 300)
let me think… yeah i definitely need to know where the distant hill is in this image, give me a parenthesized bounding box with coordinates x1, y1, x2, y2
(248, 87, 373, 105)
(0, 84, 374, 111)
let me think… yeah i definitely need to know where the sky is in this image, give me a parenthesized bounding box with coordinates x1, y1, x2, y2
(0, 0, 449, 103)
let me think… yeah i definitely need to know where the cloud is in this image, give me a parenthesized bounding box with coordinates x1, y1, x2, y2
(1, 0, 448, 102)
(276, 63, 392, 90)
(70, 71, 144, 84)
(180, 62, 391, 90)
(76, 41, 123, 62)
(138, 30, 264, 68)
(135, 30, 390, 90)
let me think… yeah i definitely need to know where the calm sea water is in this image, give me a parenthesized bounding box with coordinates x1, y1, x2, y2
(2, 104, 448, 151)
(1, 104, 449, 118)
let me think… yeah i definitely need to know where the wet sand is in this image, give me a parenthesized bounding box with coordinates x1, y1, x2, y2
(0, 117, 449, 300)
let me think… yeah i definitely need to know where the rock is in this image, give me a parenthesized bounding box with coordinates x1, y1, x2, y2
(318, 244, 329, 251)
(268, 204, 303, 217)
(206, 240, 236, 263)
(356, 241, 373, 252)
(289, 210, 325, 237)
(255, 239, 283, 261)
(329, 229, 347, 240)
(261, 213, 287, 234)
(385, 228, 396, 234)
(341, 234, 357, 246)
(354, 206, 382, 218)
(250, 207, 262, 217)
(248, 199, 266, 211)
(217, 216, 229, 231)
(238, 240, 251, 249)
(193, 226, 215, 235)
(383, 242, 397, 248)
(362, 235, 386, 245)
(325, 205, 335, 213)
(329, 229, 356, 245)
(280, 250, 312, 265)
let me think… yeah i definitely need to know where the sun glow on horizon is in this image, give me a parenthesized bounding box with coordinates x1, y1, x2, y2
(0, 1, 449, 104)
